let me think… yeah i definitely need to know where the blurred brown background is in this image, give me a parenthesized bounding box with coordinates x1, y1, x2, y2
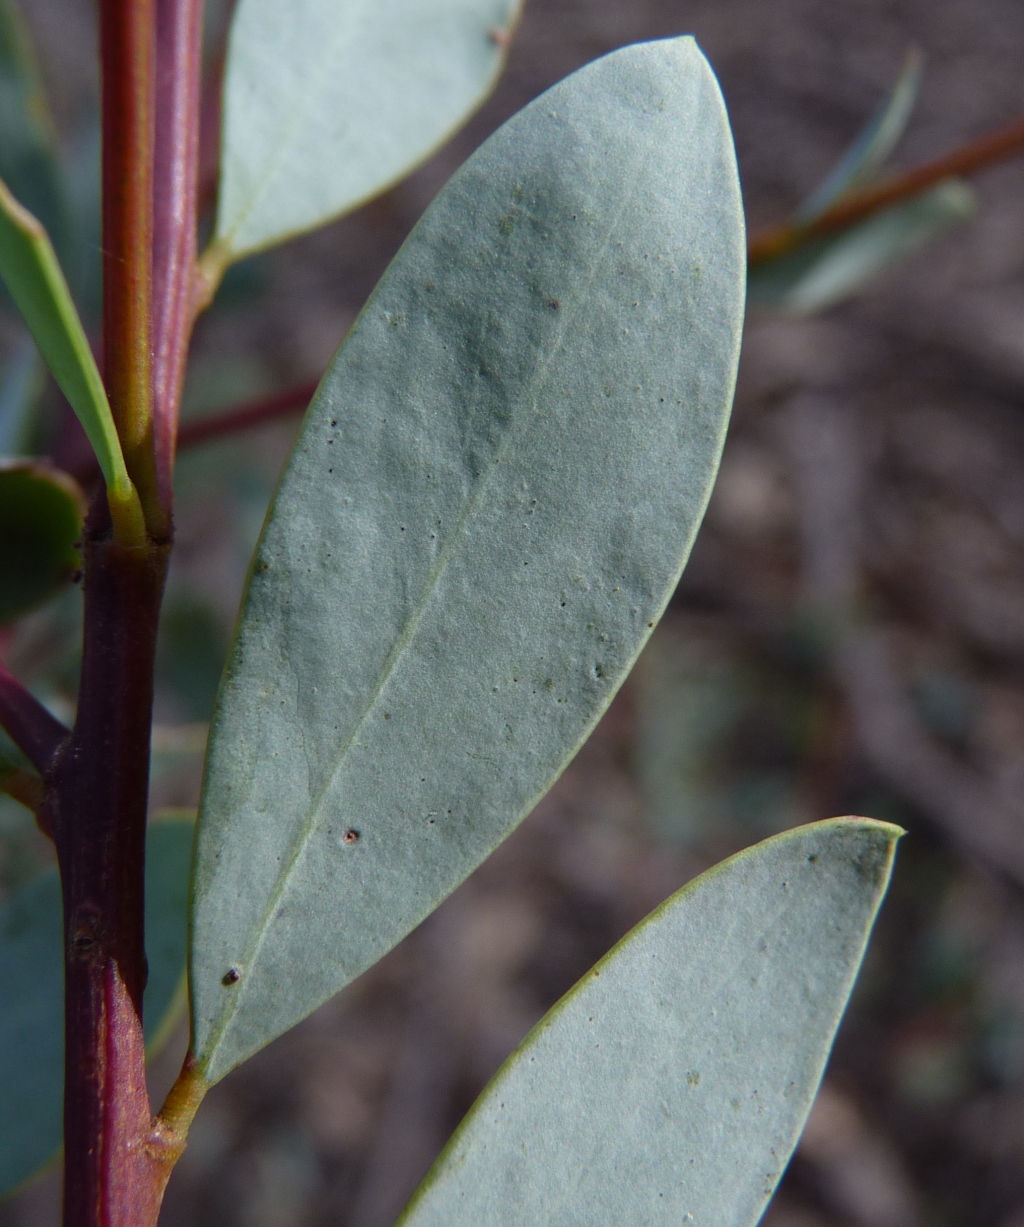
(3, 0, 1024, 1224)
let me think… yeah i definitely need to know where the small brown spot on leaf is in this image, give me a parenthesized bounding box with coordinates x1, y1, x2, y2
(342, 829, 360, 845)
(222, 967, 240, 986)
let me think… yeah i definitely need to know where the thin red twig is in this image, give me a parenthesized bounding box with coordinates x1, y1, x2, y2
(748, 114, 1024, 265)
(177, 378, 319, 450)
(0, 659, 68, 773)
(100, 0, 162, 534)
(152, 0, 204, 511)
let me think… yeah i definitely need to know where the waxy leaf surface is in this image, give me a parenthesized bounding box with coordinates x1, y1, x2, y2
(397, 819, 901, 1227)
(0, 817, 193, 1199)
(192, 36, 745, 1083)
(212, 0, 522, 262)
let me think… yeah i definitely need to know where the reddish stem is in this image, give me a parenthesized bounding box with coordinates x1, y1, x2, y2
(0, 659, 68, 773)
(177, 378, 319, 449)
(100, 0, 162, 535)
(152, 0, 204, 511)
(47, 526, 170, 1227)
(748, 114, 1024, 265)
(51, 3, 190, 1224)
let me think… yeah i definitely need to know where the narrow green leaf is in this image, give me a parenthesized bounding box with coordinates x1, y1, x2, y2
(208, 0, 523, 267)
(0, 815, 193, 1200)
(0, 459, 84, 624)
(749, 179, 975, 314)
(397, 818, 902, 1227)
(797, 47, 923, 223)
(191, 36, 745, 1083)
(0, 180, 145, 545)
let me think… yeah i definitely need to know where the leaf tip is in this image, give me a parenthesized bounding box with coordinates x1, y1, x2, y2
(0, 175, 45, 241)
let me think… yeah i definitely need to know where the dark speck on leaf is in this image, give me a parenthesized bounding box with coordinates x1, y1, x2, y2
(222, 968, 240, 986)
(342, 829, 360, 845)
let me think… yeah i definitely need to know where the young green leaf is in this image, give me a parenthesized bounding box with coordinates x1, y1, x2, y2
(749, 179, 974, 314)
(191, 36, 745, 1083)
(0, 181, 145, 544)
(0, 815, 193, 1200)
(0, 459, 84, 624)
(396, 819, 902, 1227)
(205, 0, 523, 272)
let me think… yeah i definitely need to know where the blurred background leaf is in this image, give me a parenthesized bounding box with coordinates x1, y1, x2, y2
(796, 46, 923, 223)
(749, 179, 976, 314)
(0, 814, 193, 1201)
(0, 459, 82, 625)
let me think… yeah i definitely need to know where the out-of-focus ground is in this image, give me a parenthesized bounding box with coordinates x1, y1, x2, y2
(3, 0, 1024, 1224)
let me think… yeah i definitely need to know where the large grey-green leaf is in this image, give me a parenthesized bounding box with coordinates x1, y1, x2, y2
(210, 0, 522, 265)
(0, 815, 193, 1200)
(191, 36, 745, 1083)
(397, 818, 901, 1227)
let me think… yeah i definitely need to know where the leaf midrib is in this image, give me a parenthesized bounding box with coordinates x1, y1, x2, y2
(202, 145, 645, 1068)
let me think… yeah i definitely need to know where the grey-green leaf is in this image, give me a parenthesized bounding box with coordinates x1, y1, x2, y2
(191, 35, 745, 1084)
(397, 818, 902, 1227)
(210, 0, 522, 265)
(749, 179, 974, 314)
(0, 815, 193, 1200)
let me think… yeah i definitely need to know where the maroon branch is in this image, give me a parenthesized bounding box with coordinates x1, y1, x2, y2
(749, 114, 1024, 265)
(177, 378, 319, 450)
(0, 659, 68, 773)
